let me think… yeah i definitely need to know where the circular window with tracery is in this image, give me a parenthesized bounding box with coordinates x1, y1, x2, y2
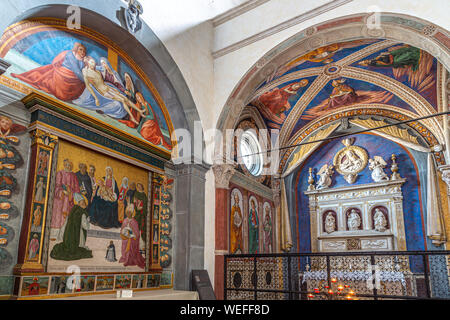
(239, 130, 263, 177)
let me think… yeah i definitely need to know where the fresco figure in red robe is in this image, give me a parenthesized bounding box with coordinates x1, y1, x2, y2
(119, 204, 145, 269)
(326, 79, 357, 110)
(11, 43, 87, 102)
(51, 159, 80, 229)
(257, 79, 309, 117)
(136, 91, 172, 150)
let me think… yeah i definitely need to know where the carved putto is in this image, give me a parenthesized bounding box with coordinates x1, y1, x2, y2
(333, 138, 368, 184)
(316, 164, 334, 189)
(368, 156, 389, 182)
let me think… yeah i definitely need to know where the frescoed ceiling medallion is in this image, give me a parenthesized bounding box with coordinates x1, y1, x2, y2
(333, 138, 368, 184)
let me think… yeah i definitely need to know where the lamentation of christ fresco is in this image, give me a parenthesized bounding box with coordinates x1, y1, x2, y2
(82, 56, 145, 125)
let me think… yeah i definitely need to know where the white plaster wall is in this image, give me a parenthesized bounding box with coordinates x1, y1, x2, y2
(213, 0, 332, 51)
(142, 0, 449, 290)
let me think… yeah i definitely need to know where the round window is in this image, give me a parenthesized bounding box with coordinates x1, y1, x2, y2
(239, 130, 263, 176)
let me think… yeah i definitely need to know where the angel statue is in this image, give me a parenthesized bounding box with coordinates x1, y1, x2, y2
(368, 156, 389, 182)
(316, 164, 334, 189)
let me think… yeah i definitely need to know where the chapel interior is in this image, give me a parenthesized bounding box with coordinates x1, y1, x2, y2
(0, 0, 449, 301)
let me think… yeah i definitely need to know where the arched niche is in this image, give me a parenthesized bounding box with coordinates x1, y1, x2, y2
(215, 13, 450, 168)
(0, 2, 208, 295)
(0, 2, 203, 153)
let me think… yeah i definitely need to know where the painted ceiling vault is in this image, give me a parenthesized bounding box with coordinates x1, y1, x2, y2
(247, 39, 445, 156)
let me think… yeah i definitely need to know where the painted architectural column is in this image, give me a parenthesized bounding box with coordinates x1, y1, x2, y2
(173, 163, 209, 291)
(14, 129, 58, 274)
(212, 163, 235, 300)
(149, 172, 164, 271)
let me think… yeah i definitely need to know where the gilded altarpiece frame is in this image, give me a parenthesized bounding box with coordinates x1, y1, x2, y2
(12, 95, 170, 299)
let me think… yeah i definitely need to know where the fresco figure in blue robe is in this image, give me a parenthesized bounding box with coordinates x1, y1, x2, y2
(75, 163, 93, 206)
(88, 166, 121, 229)
(248, 198, 259, 254)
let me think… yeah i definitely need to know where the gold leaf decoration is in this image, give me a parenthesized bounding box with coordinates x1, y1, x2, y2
(284, 122, 340, 174)
(350, 118, 419, 145)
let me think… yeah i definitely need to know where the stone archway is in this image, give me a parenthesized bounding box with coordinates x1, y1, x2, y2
(0, 2, 208, 293)
(215, 12, 450, 165)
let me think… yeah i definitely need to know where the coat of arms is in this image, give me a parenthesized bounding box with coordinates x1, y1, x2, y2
(333, 138, 368, 184)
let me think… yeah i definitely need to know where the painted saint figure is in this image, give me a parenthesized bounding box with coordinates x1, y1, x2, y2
(119, 204, 145, 269)
(31, 205, 42, 233)
(12, 43, 87, 102)
(326, 79, 357, 110)
(118, 177, 129, 223)
(75, 163, 93, 205)
(136, 91, 172, 149)
(133, 183, 148, 244)
(50, 193, 92, 261)
(28, 234, 40, 260)
(248, 198, 259, 254)
(358, 45, 421, 71)
(88, 166, 120, 229)
(51, 159, 80, 229)
(88, 165, 97, 203)
(257, 80, 309, 117)
(35, 177, 45, 203)
(263, 206, 273, 253)
(37, 151, 49, 176)
(230, 192, 243, 254)
(105, 240, 117, 262)
(125, 181, 136, 217)
(97, 57, 125, 92)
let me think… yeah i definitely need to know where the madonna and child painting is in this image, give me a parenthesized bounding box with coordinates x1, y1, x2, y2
(1, 24, 172, 151)
(47, 140, 149, 272)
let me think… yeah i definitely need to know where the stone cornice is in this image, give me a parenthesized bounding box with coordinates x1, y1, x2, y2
(212, 0, 271, 27)
(305, 179, 406, 198)
(230, 169, 273, 200)
(212, 0, 353, 59)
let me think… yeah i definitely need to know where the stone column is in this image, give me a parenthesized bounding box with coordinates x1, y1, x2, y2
(14, 129, 58, 274)
(212, 163, 235, 300)
(173, 163, 209, 291)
